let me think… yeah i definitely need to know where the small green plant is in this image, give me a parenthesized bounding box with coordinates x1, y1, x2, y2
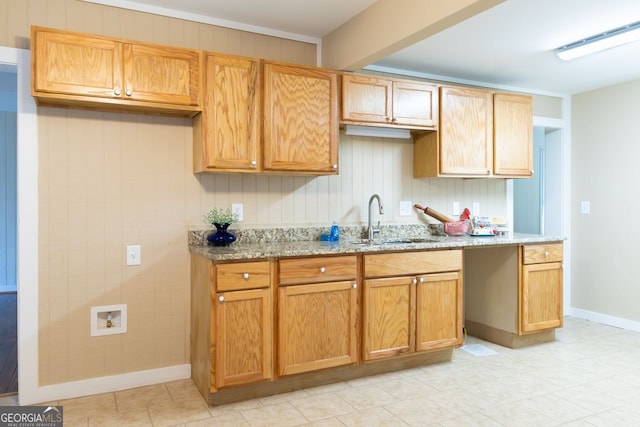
(203, 207, 238, 226)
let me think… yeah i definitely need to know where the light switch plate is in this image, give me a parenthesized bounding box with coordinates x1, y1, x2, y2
(232, 203, 244, 221)
(126, 245, 141, 266)
(399, 200, 412, 216)
(452, 201, 460, 216)
(472, 202, 480, 216)
(580, 201, 591, 214)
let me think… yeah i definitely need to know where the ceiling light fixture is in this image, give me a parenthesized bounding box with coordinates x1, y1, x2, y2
(343, 125, 411, 139)
(557, 21, 640, 60)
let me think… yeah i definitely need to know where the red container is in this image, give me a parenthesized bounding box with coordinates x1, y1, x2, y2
(444, 220, 470, 236)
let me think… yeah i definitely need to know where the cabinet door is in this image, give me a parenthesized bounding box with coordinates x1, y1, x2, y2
(363, 277, 415, 361)
(33, 29, 123, 99)
(520, 262, 563, 333)
(278, 281, 357, 375)
(416, 272, 462, 351)
(341, 74, 392, 124)
(439, 86, 492, 176)
(123, 42, 200, 106)
(200, 53, 260, 171)
(214, 288, 272, 388)
(494, 93, 533, 177)
(263, 62, 339, 174)
(392, 81, 438, 127)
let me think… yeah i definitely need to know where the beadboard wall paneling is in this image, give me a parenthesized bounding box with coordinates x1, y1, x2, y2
(193, 133, 507, 229)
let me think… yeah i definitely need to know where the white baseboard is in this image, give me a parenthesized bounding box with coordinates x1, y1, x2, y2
(19, 364, 191, 405)
(568, 308, 640, 333)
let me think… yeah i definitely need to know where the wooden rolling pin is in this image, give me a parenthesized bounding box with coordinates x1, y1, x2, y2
(414, 204, 454, 223)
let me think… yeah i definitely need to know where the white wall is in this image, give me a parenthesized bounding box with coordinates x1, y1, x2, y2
(571, 78, 640, 325)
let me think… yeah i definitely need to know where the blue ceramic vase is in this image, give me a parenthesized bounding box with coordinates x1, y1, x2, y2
(207, 223, 236, 246)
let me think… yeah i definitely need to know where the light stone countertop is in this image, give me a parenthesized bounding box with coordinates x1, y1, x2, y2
(190, 232, 564, 262)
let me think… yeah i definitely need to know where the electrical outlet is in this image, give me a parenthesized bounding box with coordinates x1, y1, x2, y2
(399, 200, 412, 216)
(472, 202, 480, 216)
(452, 201, 460, 216)
(580, 201, 591, 214)
(232, 203, 244, 221)
(126, 245, 141, 266)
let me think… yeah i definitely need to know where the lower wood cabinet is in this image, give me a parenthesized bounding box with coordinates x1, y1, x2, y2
(363, 250, 463, 361)
(214, 287, 272, 388)
(190, 257, 273, 397)
(278, 256, 358, 375)
(278, 281, 358, 375)
(519, 243, 563, 333)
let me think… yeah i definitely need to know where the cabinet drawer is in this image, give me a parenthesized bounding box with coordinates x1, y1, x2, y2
(522, 243, 563, 265)
(279, 256, 357, 285)
(215, 261, 272, 291)
(364, 250, 462, 278)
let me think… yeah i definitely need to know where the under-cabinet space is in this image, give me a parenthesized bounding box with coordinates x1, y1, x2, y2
(464, 243, 563, 348)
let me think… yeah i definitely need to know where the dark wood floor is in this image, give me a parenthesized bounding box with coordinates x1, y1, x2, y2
(0, 292, 17, 396)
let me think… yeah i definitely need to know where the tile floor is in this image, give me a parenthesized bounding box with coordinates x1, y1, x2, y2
(3, 317, 640, 426)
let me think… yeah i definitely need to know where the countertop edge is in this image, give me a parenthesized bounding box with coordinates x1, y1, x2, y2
(190, 234, 565, 262)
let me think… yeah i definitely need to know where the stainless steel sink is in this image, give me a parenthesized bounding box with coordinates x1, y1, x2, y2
(348, 237, 439, 246)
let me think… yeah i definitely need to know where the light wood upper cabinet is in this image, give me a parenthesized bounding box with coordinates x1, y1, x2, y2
(341, 74, 438, 129)
(414, 86, 533, 178)
(33, 29, 123, 99)
(493, 93, 533, 177)
(519, 243, 563, 333)
(122, 42, 200, 106)
(194, 53, 261, 172)
(31, 26, 200, 116)
(263, 61, 339, 174)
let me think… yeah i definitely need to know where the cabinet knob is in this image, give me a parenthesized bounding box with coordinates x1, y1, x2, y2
(391, 117, 397, 123)
(332, 164, 338, 169)
(545, 251, 549, 257)
(125, 89, 132, 97)
(419, 277, 424, 283)
(218, 295, 224, 302)
(114, 88, 121, 96)
(385, 116, 391, 121)
(412, 278, 417, 285)
(243, 273, 250, 280)
(251, 160, 257, 167)
(352, 283, 357, 289)
(320, 267, 326, 273)
(531, 170, 535, 174)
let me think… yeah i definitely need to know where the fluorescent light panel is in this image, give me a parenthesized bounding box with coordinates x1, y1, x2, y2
(557, 21, 640, 60)
(344, 125, 411, 139)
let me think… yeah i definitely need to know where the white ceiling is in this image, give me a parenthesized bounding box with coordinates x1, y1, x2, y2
(89, 0, 640, 95)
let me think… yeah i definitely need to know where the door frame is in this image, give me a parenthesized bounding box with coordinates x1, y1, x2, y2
(0, 46, 38, 405)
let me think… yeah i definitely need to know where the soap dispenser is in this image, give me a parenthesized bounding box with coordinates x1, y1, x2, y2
(330, 222, 340, 242)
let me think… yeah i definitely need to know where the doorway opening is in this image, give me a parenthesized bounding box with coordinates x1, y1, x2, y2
(514, 126, 563, 236)
(0, 65, 17, 397)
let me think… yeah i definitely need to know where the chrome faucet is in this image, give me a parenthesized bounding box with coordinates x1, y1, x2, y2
(367, 194, 384, 241)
